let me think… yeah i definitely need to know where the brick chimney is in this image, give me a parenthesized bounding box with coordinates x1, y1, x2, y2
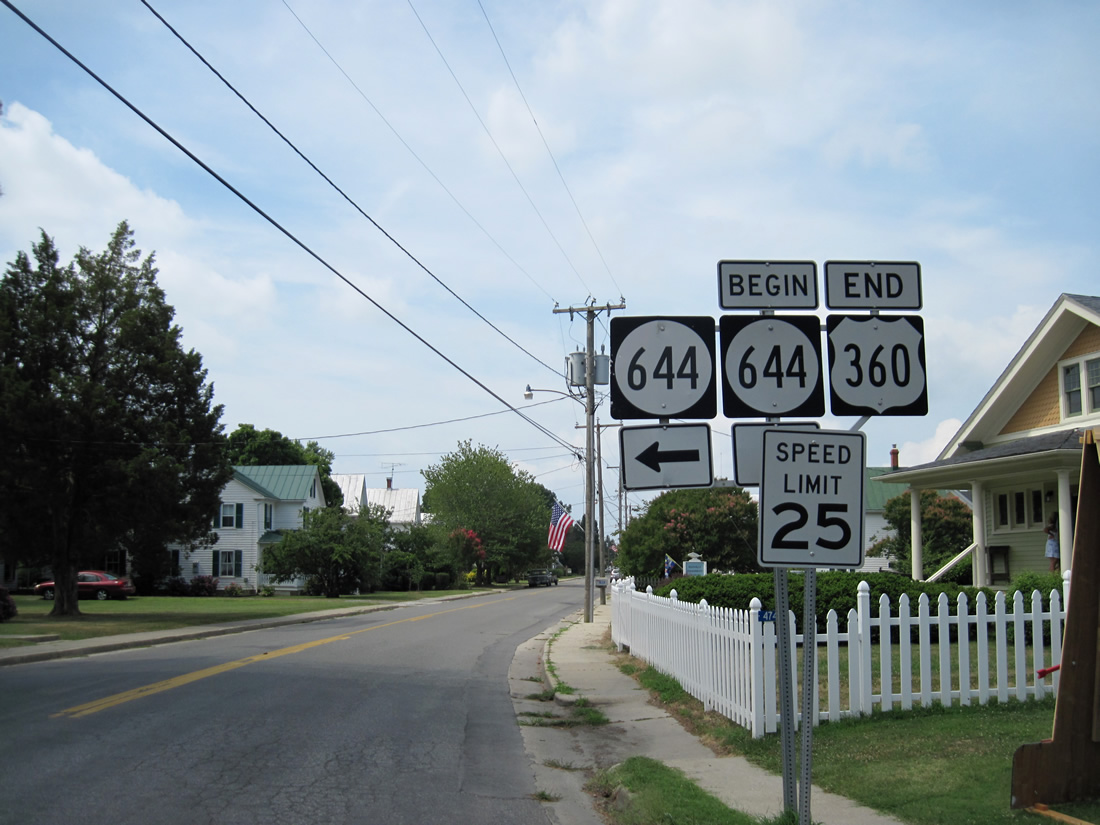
(386, 477, 393, 490)
(890, 445, 899, 470)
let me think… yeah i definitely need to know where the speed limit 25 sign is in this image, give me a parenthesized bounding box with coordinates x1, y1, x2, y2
(759, 428, 865, 569)
(826, 314, 927, 416)
(720, 314, 825, 418)
(610, 316, 717, 420)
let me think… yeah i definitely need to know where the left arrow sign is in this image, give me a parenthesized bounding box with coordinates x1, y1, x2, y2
(620, 423, 713, 491)
(637, 442, 700, 472)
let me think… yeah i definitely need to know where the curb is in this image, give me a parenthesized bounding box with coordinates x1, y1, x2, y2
(539, 610, 586, 707)
(0, 590, 495, 667)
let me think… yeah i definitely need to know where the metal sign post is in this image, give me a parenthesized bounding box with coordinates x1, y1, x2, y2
(773, 566, 798, 814)
(720, 257, 923, 825)
(799, 569, 818, 824)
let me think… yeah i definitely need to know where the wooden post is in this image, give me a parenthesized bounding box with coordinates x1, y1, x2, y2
(1011, 430, 1100, 807)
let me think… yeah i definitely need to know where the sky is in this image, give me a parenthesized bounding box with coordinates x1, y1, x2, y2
(2, 0, 1098, 532)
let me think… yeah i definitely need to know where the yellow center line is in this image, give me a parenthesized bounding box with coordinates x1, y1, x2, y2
(52, 597, 514, 719)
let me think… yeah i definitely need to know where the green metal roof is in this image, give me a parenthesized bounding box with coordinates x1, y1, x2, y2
(865, 467, 910, 512)
(866, 467, 961, 512)
(233, 465, 318, 501)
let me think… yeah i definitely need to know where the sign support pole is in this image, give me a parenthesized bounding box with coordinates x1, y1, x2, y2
(774, 566, 798, 814)
(799, 569, 817, 825)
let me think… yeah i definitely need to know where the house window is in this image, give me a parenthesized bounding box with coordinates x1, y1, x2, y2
(1061, 354, 1100, 419)
(994, 486, 1047, 532)
(219, 502, 244, 529)
(217, 550, 236, 577)
(264, 503, 273, 531)
(213, 550, 242, 578)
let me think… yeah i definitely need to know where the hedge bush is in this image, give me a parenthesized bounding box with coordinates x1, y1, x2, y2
(163, 576, 191, 596)
(189, 575, 219, 596)
(0, 587, 17, 622)
(652, 571, 998, 633)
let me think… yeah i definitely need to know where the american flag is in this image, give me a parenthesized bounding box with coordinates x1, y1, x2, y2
(547, 501, 575, 551)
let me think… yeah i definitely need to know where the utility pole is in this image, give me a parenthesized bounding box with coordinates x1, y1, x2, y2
(576, 419, 621, 605)
(554, 301, 625, 622)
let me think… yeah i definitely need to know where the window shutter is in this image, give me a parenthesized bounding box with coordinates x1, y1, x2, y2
(212, 550, 219, 575)
(235, 503, 244, 528)
(234, 550, 243, 578)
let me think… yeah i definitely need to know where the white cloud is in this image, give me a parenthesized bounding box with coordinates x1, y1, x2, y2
(898, 418, 963, 467)
(0, 103, 190, 258)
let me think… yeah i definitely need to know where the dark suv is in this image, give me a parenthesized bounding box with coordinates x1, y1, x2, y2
(526, 569, 558, 587)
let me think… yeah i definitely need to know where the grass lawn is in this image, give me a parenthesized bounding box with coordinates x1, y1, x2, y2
(620, 652, 1100, 825)
(0, 589, 491, 647)
(588, 756, 798, 825)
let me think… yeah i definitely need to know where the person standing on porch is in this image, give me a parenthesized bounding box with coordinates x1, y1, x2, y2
(1045, 514, 1060, 572)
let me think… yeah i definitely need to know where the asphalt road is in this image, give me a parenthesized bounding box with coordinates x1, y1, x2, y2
(0, 582, 583, 825)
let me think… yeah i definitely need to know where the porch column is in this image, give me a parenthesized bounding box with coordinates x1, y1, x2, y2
(972, 481, 987, 586)
(910, 488, 924, 580)
(1057, 469, 1073, 574)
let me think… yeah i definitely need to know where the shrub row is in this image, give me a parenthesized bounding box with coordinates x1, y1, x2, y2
(160, 575, 220, 596)
(652, 571, 1065, 634)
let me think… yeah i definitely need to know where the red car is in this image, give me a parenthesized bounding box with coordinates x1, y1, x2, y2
(34, 571, 136, 601)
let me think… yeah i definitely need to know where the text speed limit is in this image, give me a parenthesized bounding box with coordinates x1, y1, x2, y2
(826, 315, 927, 416)
(758, 428, 865, 569)
(720, 314, 825, 417)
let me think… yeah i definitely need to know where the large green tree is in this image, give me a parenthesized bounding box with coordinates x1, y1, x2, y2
(225, 423, 342, 507)
(0, 224, 231, 615)
(261, 504, 391, 597)
(618, 487, 759, 577)
(421, 441, 551, 584)
(868, 490, 974, 583)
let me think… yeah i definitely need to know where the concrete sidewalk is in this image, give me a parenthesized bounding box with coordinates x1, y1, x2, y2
(519, 602, 905, 825)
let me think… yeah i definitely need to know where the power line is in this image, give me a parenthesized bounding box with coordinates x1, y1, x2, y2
(477, 0, 625, 302)
(294, 397, 573, 441)
(404, 0, 595, 300)
(277, 0, 556, 306)
(2, 0, 581, 460)
(139, 0, 561, 380)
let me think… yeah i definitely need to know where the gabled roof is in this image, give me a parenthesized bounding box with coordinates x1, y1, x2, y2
(366, 487, 421, 524)
(942, 293, 1100, 459)
(233, 465, 321, 502)
(330, 473, 367, 511)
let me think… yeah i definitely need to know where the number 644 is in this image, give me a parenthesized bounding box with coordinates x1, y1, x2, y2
(770, 502, 851, 550)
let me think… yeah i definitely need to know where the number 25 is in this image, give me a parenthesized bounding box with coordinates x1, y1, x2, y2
(772, 503, 851, 551)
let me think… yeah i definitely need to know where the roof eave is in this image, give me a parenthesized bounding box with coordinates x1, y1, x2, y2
(883, 448, 1082, 489)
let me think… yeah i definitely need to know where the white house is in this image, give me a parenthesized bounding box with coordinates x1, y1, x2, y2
(331, 474, 422, 527)
(881, 293, 1098, 585)
(175, 465, 326, 591)
(365, 479, 422, 527)
(331, 473, 367, 514)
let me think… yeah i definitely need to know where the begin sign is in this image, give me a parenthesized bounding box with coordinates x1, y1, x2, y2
(758, 428, 865, 569)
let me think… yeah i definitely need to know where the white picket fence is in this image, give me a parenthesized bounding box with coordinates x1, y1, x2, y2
(610, 574, 1070, 739)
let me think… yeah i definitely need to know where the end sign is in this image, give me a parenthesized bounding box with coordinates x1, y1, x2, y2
(758, 429, 865, 569)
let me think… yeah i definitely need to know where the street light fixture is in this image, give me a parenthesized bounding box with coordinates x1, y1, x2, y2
(524, 384, 584, 403)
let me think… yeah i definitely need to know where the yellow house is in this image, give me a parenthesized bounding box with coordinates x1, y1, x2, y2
(882, 293, 1098, 585)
